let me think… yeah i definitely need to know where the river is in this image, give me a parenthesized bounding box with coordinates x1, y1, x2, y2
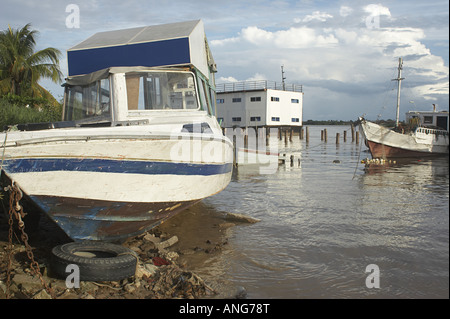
(192, 125, 449, 299)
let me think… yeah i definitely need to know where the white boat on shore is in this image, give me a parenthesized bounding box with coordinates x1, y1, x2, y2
(0, 20, 233, 241)
(358, 58, 449, 159)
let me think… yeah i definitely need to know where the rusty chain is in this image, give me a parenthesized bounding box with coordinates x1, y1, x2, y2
(4, 182, 55, 299)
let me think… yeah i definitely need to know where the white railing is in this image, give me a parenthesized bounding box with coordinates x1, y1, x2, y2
(216, 80, 302, 93)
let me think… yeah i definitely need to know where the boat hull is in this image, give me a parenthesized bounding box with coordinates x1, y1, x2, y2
(359, 118, 449, 159)
(1, 129, 233, 241)
(29, 195, 199, 241)
(365, 140, 445, 159)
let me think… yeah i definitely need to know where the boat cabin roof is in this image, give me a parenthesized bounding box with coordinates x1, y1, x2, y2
(67, 20, 216, 79)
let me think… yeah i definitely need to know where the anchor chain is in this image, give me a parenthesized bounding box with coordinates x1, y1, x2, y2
(4, 182, 55, 299)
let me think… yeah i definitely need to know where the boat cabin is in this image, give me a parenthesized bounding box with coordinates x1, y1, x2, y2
(406, 110, 449, 132)
(62, 20, 217, 127)
(63, 67, 215, 126)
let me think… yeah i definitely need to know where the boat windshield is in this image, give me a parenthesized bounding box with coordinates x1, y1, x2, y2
(125, 71, 198, 111)
(63, 78, 111, 121)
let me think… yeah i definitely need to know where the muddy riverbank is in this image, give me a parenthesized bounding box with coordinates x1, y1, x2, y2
(0, 204, 257, 299)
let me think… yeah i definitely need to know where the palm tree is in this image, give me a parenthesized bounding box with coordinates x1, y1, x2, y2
(0, 23, 62, 104)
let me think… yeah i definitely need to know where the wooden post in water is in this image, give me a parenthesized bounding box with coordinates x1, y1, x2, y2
(266, 127, 270, 146)
(321, 130, 324, 141)
(351, 124, 355, 142)
(289, 129, 293, 142)
(356, 131, 359, 144)
(305, 126, 309, 143)
(300, 128, 304, 140)
(324, 129, 328, 142)
(233, 134, 237, 167)
(244, 127, 248, 149)
(336, 132, 340, 144)
(343, 130, 347, 142)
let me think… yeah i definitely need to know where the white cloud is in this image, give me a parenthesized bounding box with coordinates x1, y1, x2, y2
(364, 4, 391, 17)
(241, 26, 274, 45)
(301, 11, 333, 23)
(246, 73, 267, 81)
(217, 76, 239, 83)
(210, 37, 240, 47)
(212, 26, 339, 49)
(339, 6, 353, 17)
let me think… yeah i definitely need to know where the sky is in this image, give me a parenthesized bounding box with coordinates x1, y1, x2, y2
(1, 0, 448, 120)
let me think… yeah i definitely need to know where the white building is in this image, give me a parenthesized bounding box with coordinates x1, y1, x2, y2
(215, 80, 303, 128)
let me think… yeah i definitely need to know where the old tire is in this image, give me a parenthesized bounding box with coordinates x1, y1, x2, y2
(51, 241, 138, 281)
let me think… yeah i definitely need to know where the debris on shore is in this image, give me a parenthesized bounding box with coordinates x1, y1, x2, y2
(0, 207, 258, 299)
(361, 158, 397, 166)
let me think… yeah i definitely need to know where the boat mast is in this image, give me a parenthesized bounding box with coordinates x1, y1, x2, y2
(392, 57, 404, 127)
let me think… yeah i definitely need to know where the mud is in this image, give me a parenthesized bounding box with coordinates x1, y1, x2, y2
(0, 202, 250, 299)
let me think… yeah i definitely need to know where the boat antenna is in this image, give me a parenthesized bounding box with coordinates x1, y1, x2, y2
(281, 65, 286, 91)
(392, 57, 404, 127)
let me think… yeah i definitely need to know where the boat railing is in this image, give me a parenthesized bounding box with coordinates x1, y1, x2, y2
(415, 126, 449, 136)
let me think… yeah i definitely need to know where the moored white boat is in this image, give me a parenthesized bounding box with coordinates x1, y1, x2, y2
(358, 58, 449, 159)
(0, 20, 233, 241)
(358, 116, 448, 158)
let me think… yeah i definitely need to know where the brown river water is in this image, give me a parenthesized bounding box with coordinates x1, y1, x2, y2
(173, 125, 449, 299)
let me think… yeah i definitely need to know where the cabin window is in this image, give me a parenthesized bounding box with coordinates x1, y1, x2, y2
(271, 117, 280, 122)
(63, 78, 111, 121)
(125, 71, 198, 110)
(291, 99, 299, 103)
(250, 97, 261, 102)
(232, 98, 242, 103)
(250, 117, 261, 122)
(423, 116, 433, 124)
(271, 97, 280, 102)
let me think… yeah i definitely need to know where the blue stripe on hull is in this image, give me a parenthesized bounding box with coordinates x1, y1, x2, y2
(4, 158, 232, 176)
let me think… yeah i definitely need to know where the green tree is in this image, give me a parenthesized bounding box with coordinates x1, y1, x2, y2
(0, 23, 62, 105)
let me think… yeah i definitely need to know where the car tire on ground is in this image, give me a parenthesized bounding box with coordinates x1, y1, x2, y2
(51, 241, 138, 281)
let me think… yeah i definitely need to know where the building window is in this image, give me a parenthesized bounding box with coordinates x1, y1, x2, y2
(250, 116, 261, 122)
(271, 97, 280, 102)
(271, 117, 280, 122)
(250, 96, 261, 102)
(232, 117, 242, 122)
(217, 98, 225, 104)
(232, 98, 242, 103)
(291, 118, 300, 122)
(291, 99, 299, 103)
